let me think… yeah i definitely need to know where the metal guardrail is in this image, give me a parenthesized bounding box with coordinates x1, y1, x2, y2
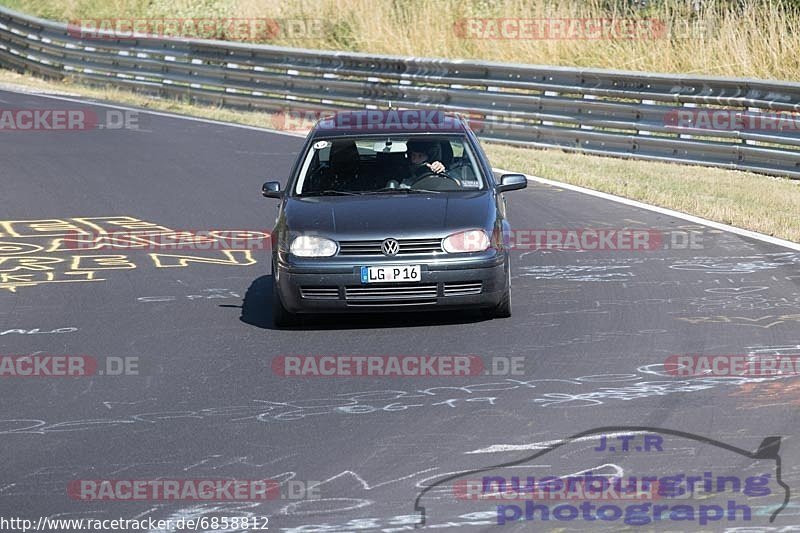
(2, 6, 800, 179)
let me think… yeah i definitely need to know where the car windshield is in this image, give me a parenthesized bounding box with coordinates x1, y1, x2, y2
(293, 135, 485, 196)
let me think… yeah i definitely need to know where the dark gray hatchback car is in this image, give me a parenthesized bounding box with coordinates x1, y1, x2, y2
(262, 110, 526, 327)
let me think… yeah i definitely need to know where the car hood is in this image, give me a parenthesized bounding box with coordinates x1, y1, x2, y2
(283, 192, 494, 238)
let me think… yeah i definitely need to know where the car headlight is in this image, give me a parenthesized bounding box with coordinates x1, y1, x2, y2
(442, 230, 491, 253)
(290, 236, 338, 257)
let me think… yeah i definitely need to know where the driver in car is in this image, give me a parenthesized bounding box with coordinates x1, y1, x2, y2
(399, 140, 462, 190)
(406, 140, 446, 179)
(383, 140, 461, 190)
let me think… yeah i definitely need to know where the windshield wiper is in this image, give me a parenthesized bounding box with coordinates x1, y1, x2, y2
(360, 187, 443, 195)
(398, 188, 443, 194)
(307, 190, 361, 196)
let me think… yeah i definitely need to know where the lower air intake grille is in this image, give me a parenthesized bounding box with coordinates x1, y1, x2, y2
(344, 284, 438, 306)
(443, 281, 482, 296)
(300, 287, 339, 300)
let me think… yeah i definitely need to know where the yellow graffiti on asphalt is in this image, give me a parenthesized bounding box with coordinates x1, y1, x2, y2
(149, 251, 256, 268)
(0, 216, 171, 238)
(0, 216, 257, 292)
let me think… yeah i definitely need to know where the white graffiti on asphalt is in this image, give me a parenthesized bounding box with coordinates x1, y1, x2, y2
(2, 366, 794, 434)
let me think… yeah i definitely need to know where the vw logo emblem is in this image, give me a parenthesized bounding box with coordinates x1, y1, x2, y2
(381, 238, 400, 256)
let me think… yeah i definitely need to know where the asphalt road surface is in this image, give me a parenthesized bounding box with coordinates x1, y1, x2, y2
(2, 87, 800, 532)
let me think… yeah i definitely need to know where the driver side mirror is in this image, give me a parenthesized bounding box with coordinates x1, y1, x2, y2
(496, 174, 528, 193)
(262, 181, 282, 198)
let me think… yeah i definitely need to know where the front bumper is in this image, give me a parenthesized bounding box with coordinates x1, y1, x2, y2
(275, 251, 508, 314)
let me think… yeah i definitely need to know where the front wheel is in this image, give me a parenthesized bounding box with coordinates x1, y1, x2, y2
(272, 270, 299, 328)
(493, 286, 512, 318)
(484, 263, 512, 319)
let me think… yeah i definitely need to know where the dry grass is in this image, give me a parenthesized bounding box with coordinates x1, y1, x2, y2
(485, 144, 800, 242)
(1, 68, 797, 243)
(2, 0, 800, 80)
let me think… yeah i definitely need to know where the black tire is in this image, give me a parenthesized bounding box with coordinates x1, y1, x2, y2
(493, 285, 512, 318)
(484, 263, 512, 319)
(272, 272, 299, 328)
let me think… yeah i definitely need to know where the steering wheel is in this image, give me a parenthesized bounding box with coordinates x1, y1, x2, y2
(408, 171, 462, 191)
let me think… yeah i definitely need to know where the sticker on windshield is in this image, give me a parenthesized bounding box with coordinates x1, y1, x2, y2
(313, 140, 330, 150)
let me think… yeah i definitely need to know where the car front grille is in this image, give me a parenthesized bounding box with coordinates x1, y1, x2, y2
(299, 287, 339, 300)
(344, 283, 438, 306)
(443, 281, 483, 296)
(337, 238, 443, 256)
(299, 281, 483, 305)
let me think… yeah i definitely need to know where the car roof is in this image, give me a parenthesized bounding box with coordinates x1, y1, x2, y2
(309, 109, 470, 138)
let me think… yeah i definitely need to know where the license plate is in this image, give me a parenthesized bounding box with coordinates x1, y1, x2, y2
(360, 265, 420, 283)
